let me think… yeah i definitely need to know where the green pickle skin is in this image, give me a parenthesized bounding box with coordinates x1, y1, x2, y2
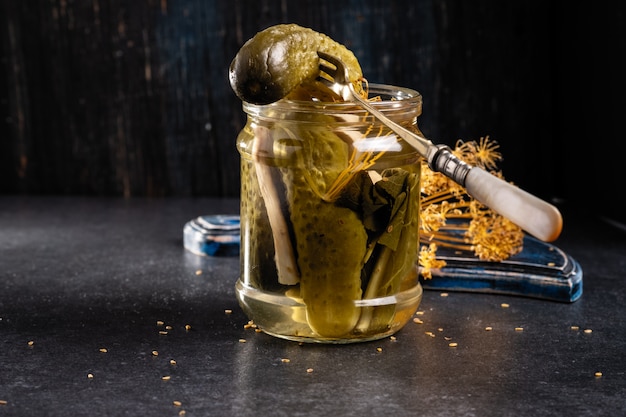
(280, 126, 367, 338)
(295, 203, 367, 337)
(229, 23, 363, 105)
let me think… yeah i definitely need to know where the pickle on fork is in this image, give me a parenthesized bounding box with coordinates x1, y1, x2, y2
(229, 23, 364, 105)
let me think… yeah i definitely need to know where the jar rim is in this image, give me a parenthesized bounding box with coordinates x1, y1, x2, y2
(242, 83, 422, 115)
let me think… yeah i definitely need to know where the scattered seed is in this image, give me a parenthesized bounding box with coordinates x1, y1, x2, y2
(415, 311, 425, 316)
(170, 359, 177, 365)
(27, 340, 34, 347)
(412, 318, 423, 324)
(159, 331, 168, 335)
(570, 326, 580, 331)
(594, 372, 603, 378)
(165, 325, 173, 330)
(254, 328, 262, 333)
(449, 342, 458, 347)
(376, 347, 383, 353)
(501, 303, 510, 308)
(584, 329, 593, 334)
(87, 373, 94, 379)
(156, 320, 164, 326)
(99, 348, 108, 353)
(225, 309, 233, 314)
(515, 327, 524, 332)
(281, 358, 290, 363)
(185, 324, 192, 331)
(239, 339, 246, 343)
(195, 270, 202, 275)
(485, 326, 493, 331)
(162, 376, 171, 381)
(425, 331, 435, 338)
(389, 336, 397, 342)
(440, 293, 449, 297)
(152, 350, 159, 356)
(0, 400, 7, 406)
(437, 328, 444, 332)
(547, 262, 556, 267)
(444, 336, 452, 341)
(179, 411, 186, 416)
(173, 401, 182, 407)
(306, 368, 314, 373)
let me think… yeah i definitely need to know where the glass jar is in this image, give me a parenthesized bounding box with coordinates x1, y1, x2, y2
(235, 84, 424, 343)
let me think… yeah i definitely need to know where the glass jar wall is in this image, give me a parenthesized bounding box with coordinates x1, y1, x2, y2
(235, 84, 424, 343)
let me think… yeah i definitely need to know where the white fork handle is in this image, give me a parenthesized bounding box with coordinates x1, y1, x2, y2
(464, 167, 562, 242)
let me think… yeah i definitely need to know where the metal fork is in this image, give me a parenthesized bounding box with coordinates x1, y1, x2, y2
(317, 51, 562, 242)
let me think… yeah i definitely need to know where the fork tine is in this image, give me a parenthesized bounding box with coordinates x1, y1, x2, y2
(316, 51, 352, 99)
(318, 51, 349, 88)
(317, 52, 339, 70)
(317, 51, 337, 65)
(318, 63, 337, 80)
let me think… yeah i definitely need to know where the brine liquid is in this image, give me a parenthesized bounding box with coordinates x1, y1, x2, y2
(236, 91, 423, 343)
(235, 274, 422, 344)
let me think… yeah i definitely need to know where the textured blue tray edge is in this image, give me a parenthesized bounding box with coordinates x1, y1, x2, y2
(421, 235, 583, 303)
(183, 215, 240, 257)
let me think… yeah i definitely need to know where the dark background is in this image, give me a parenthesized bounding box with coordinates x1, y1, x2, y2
(1, 1, 624, 222)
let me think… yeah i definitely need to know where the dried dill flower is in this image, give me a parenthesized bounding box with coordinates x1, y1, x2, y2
(419, 136, 524, 277)
(419, 243, 447, 279)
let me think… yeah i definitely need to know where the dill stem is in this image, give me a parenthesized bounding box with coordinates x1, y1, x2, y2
(421, 193, 455, 206)
(422, 233, 467, 244)
(252, 126, 300, 285)
(423, 239, 472, 251)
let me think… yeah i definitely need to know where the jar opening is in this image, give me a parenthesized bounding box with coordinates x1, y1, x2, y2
(242, 83, 422, 119)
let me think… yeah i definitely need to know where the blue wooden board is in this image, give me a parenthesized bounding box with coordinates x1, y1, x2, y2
(421, 235, 583, 303)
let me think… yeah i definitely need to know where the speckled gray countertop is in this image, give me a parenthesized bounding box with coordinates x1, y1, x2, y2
(1, 196, 624, 416)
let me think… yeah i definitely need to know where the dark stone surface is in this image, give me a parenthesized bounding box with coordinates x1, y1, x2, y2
(1, 197, 625, 416)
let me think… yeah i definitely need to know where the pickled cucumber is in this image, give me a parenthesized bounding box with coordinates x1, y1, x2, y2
(229, 24, 363, 104)
(280, 125, 367, 338)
